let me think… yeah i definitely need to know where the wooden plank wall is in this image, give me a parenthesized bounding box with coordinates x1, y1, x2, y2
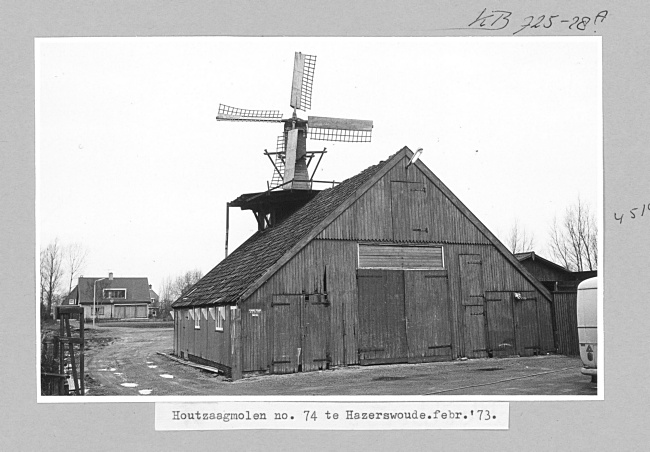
(318, 157, 491, 244)
(443, 244, 554, 357)
(553, 291, 580, 356)
(357, 269, 408, 364)
(485, 291, 517, 357)
(172, 306, 233, 368)
(172, 311, 177, 355)
(403, 271, 452, 362)
(239, 156, 554, 371)
(242, 241, 553, 371)
(242, 239, 359, 373)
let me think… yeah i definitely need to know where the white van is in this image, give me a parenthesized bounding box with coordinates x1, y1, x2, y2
(576, 277, 597, 382)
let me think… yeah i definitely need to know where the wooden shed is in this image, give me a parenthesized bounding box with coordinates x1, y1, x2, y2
(172, 147, 555, 379)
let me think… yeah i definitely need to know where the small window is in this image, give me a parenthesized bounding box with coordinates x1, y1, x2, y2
(103, 289, 126, 299)
(194, 308, 200, 329)
(215, 306, 225, 331)
(95, 306, 104, 315)
(209, 307, 216, 320)
(358, 244, 444, 269)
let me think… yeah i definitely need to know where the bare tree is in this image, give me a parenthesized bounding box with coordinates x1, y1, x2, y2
(40, 239, 64, 319)
(506, 219, 535, 254)
(65, 242, 88, 294)
(548, 198, 598, 271)
(174, 269, 204, 296)
(159, 269, 204, 318)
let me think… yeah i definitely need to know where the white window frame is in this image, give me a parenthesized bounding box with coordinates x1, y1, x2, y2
(103, 288, 127, 299)
(215, 306, 225, 332)
(194, 307, 200, 329)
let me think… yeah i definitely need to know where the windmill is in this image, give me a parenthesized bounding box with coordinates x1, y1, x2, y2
(216, 52, 373, 190)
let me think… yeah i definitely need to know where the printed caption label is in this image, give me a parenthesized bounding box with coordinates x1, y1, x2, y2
(155, 401, 509, 430)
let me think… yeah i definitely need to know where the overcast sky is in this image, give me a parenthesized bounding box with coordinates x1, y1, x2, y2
(37, 37, 601, 293)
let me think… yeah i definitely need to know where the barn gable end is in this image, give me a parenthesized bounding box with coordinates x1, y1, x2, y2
(173, 146, 556, 378)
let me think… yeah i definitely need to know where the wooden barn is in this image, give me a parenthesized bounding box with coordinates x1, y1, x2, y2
(172, 147, 555, 379)
(515, 251, 597, 356)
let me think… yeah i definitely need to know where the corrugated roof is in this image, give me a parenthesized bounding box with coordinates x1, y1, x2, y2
(172, 158, 391, 308)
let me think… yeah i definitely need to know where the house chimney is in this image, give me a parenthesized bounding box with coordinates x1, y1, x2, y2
(109, 272, 113, 280)
(149, 284, 152, 289)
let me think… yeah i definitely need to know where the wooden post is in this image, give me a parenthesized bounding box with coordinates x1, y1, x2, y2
(79, 312, 85, 395)
(225, 202, 230, 258)
(65, 316, 80, 395)
(230, 306, 242, 380)
(58, 312, 65, 395)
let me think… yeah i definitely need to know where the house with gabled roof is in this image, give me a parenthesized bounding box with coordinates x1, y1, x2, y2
(148, 284, 161, 317)
(67, 273, 153, 320)
(172, 147, 555, 379)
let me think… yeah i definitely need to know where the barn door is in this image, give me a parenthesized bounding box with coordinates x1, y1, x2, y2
(514, 294, 541, 356)
(403, 271, 453, 362)
(459, 254, 488, 358)
(271, 294, 330, 374)
(357, 269, 408, 365)
(301, 294, 331, 371)
(485, 292, 517, 357)
(271, 295, 301, 374)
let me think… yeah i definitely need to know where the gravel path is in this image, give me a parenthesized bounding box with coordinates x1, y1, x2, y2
(83, 326, 597, 397)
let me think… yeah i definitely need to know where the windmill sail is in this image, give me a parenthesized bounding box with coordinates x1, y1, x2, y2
(216, 51, 373, 193)
(308, 116, 373, 142)
(216, 104, 283, 122)
(289, 53, 316, 111)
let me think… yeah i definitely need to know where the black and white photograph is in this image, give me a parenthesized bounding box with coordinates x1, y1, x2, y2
(37, 37, 602, 400)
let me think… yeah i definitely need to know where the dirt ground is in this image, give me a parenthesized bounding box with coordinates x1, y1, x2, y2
(81, 325, 597, 397)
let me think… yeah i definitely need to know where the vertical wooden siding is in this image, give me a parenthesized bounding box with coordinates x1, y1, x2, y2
(357, 269, 408, 364)
(485, 292, 517, 357)
(513, 293, 541, 356)
(271, 295, 301, 374)
(242, 241, 553, 372)
(171, 306, 232, 368)
(237, 157, 554, 372)
(553, 291, 580, 356)
(242, 239, 359, 373)
(403, 271, 453, 362)
(318, 157, 490, 244)
(458, 254, 488, 358)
